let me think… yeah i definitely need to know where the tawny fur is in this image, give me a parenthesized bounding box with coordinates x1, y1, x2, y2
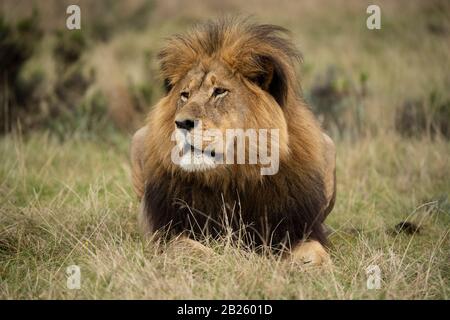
(131, 18, 336, 264)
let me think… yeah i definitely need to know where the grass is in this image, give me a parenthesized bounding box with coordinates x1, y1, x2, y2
(0, 130, 448, 299)
(0, 0, 449, 299)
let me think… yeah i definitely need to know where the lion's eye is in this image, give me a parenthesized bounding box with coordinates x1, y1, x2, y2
(180, 91, 189, 102)
(212, 87, 228, 97)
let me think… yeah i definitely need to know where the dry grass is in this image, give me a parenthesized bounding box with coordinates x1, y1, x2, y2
(0, 0, 449, 299)
(0, 131, 448, 299)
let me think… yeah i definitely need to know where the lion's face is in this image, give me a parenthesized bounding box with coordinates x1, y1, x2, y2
(169, 59, 289, 174)
(173, 61, 246, 171)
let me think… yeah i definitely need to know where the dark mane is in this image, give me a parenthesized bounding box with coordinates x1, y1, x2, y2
(144, 165, 328, 249)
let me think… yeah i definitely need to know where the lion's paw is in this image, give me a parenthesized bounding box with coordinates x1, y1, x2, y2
(290, 240, 331, 267)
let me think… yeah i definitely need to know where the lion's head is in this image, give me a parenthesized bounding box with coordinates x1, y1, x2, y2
(146, 18, 316, 177)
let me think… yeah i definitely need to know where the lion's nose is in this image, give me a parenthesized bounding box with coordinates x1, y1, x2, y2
(175, 119, 196, 131)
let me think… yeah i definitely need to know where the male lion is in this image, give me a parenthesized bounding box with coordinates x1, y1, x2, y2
(131, 19, 336, 265)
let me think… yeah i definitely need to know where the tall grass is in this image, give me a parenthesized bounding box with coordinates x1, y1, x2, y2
(0, 130, 448, 299)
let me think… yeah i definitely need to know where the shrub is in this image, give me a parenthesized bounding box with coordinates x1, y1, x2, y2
(395, 91, 450, 139)
(0, 10, 42, 133)
(307, 66, 368, 139)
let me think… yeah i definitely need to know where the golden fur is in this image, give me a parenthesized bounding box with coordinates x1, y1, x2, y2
(131, 18, 336, 260)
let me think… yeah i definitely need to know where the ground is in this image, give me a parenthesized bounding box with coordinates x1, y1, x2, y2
(1, 131, 448, 299)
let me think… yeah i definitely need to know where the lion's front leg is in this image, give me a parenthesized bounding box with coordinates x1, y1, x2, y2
(131, 126, 153, 235)
(290, 240, 331, 266)
(323, 133, 336, 218)
(131, 126, 148, 200)
(286, 133, 335, 267)
(322, 133, 336, 219)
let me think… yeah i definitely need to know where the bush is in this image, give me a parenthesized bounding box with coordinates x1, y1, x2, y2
(53, 30, 87, 67)
(0, 10, 42, 133)
(395, 91, 450, 139)
(307, 66, 368, 139)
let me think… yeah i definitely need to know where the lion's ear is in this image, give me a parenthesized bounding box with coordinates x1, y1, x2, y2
(250, 55, 288, 108)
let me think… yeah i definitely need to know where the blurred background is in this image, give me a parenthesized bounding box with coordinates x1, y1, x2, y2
(0, 0, 449, 141)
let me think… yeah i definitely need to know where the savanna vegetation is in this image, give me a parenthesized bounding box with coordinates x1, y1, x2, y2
(1, 0, 449, 299)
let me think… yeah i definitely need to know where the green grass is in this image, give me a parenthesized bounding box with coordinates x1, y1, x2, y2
(0, 131, 448, 299)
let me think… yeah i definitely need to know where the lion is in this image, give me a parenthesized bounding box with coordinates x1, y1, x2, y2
(130, 18, 336, 265)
